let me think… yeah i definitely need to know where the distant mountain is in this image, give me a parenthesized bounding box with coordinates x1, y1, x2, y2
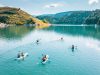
(0, 7, 49, 26)
(37, 10, 100, 25)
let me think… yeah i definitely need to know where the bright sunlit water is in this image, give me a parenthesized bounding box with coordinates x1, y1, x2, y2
(0, 25, 100, 75)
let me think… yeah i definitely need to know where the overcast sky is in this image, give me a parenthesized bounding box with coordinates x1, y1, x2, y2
(0, 0, 100, 15)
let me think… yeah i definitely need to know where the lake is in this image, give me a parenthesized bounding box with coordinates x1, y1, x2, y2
(0, 25, 100, 75)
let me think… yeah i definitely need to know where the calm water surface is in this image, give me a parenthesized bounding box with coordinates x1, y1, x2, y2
(0, 25, 100, 75)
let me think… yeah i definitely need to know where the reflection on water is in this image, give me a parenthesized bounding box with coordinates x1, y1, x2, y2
(0, 25, 100, 40)
(44, 26, 100, 40)
(0, 26, 35, 40)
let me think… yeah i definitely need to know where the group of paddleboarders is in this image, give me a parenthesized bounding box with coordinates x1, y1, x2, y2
(16, 38, 77, 63)
(60, 37, 77, 51)
(36, 37, 64, 44)
(17, 50, 48, 63)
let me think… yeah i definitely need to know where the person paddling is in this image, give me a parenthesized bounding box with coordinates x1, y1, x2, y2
(36, 39, 39, 44)
(71, 45, 77, 52)
(42, 55, 48, 62)
(72, 45, 75, 52)
(17, 51, 21, 58)
(17, 51, 24, 58)
(21, 52, 24, 57)
(60, 37, 64, 41)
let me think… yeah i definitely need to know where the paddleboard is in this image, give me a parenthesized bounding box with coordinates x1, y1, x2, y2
(16, 53, 28, 60)
(42, 55, 49, 64)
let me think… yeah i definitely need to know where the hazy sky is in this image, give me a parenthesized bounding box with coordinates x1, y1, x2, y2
(0, 0, 100, 15)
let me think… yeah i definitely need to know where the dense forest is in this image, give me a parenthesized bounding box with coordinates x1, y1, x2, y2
(84, 9, 100, 25)
(37, 9, 100, 25)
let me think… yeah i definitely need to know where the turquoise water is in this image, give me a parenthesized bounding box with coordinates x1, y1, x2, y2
(0, 25, 100, 75)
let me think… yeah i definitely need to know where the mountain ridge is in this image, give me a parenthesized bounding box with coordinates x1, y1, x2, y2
(36, 9, 100, 25)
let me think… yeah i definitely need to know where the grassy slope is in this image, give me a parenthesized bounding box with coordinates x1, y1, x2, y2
(0, 7, 49, 26)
